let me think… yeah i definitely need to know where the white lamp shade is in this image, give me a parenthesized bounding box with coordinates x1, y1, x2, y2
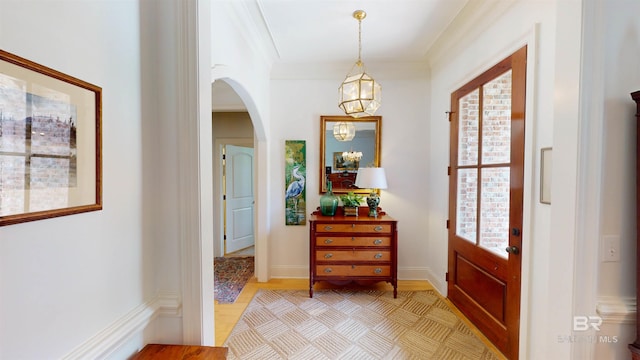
(355, 167, 388, 189)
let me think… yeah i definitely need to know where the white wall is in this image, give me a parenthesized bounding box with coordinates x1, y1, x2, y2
(268, 74, 430, 280)
(594, 0, 640, 359)
(0, 0, 198, 357)
(0, 0, 150, 358)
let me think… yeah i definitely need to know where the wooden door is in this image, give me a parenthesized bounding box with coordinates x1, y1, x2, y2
(224, 144, 255, 254)
(448, 46, 527, 359)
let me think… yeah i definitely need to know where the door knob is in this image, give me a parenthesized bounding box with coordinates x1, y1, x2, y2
(505, 246, 520, 255)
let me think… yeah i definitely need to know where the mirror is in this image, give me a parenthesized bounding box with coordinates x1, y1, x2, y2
(319, 115, 381, 194)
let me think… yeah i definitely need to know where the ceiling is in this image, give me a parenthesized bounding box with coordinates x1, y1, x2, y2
(212, 0, 469, 111)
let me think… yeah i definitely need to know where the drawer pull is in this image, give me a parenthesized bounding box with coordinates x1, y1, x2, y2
(374, 225, 384, 232)
(324, 253, 333, 259)
(324, 225, 333, 231)
(324, 239, 333, 244)
(373, 239, 383, 245)
(324, 268, 332, 273)
(351, 237, 355, 241)
(352, 224, 355, 228)
(374, 253, 383, 259)
(374, 268, 383, 274)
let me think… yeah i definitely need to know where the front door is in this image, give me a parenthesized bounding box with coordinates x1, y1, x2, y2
(224, 144, 255, 254)
(447, 46, 527, 359)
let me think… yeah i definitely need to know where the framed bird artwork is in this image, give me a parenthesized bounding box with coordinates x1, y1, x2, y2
(285, 140, 306, 225)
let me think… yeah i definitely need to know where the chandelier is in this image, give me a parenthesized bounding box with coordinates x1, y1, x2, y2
(333, 121, 356, 141)
(338, 10, 381, 118)
(342, 150, 363, 162)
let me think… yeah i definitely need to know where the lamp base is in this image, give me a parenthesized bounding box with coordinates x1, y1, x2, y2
(366, 192, 380, 217)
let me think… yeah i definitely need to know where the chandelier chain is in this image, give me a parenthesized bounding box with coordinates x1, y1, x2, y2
(358, 17, 362, 65)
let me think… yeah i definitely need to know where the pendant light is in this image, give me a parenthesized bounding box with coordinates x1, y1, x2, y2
(338, 10, 381, 118)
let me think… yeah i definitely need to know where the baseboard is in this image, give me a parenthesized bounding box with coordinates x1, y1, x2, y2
(596, 296, 636, 324)
(269, 265, 309, 279)
(61, 293, 181, 360)
(425, 266, 447, 296)
(397, 266, 430, 281)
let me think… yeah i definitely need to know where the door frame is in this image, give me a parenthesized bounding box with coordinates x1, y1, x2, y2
(214, 138, 254, 258)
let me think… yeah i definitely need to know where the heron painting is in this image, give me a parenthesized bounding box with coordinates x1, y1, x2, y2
(285, 140, 306, 225)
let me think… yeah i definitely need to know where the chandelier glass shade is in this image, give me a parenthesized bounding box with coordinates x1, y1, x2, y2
(333, 121, 356, 141)
(339, 62, 381, 118)
(338, 10, 381, 118)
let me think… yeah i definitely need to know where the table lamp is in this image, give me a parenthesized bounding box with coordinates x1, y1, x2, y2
(355, 167, 388, 217)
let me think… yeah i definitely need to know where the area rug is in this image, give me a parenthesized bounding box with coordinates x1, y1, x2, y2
(223, 289, 503, 360)
(214, 256, 254, 304)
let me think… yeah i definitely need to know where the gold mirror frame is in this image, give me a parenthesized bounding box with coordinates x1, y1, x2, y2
(319, 115, 381, 194)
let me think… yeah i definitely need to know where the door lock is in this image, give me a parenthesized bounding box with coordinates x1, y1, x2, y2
(505, 246, 520, 255)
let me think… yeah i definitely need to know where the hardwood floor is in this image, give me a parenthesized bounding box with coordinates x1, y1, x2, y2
(214, 278, 504, 359)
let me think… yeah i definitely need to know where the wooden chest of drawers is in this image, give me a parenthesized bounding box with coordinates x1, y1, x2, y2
(309, 207, 398, 298)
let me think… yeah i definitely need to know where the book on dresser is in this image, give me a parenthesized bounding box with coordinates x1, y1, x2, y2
(308, 206, 398, 298)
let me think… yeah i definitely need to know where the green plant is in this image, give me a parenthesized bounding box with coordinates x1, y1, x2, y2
(339, 191, 364, 207)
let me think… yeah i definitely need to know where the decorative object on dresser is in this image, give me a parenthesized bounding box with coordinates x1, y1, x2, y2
(355, 167, 388, 217)
(339, 191, 364, 216)
(319, 181, 339, 216)
(309, 207, 398, 298)
(629, 90, 640, 359)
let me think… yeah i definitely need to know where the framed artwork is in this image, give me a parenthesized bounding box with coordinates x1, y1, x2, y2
(540, 147, 552, 204)
(0, 49, 102, 226)
(285, 140, 306, 225)
(333, 152, 359, 171)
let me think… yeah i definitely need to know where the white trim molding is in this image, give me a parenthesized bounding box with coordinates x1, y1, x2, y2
(61, 294, 181, 360)
(597, 296, 637, 325)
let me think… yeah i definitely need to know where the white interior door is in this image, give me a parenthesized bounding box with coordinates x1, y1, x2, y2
(224, 145, 255, 254)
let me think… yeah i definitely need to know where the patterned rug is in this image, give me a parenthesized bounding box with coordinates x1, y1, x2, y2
(214, 256, 254, 304)
(223, 289, 504, 360)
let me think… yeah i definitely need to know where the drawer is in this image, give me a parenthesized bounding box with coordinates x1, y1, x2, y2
(316, 223, 391, 234)
(316, 250, 391, 262)
(316, 236, 391, 247)
(316, 265, 390, 277)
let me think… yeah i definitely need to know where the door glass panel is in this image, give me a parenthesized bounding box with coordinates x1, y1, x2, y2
(456, 168, 477, 243)
(482, 71, 512, 165)
(480, 167, 510, 257)
(458, 89, 479, 166)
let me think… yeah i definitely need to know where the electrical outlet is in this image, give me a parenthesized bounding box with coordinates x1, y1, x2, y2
(602, 235, 620, 262)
